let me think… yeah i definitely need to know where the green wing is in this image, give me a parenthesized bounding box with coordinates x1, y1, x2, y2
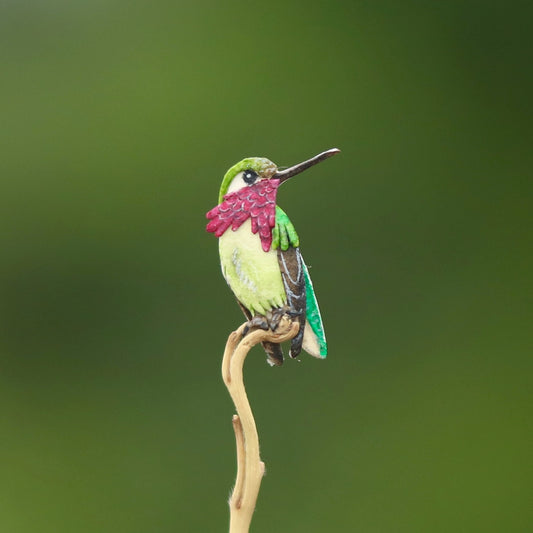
(302, 260, 328, 357)
(273, 205, 327, 358)
(272, 205, 299, 250)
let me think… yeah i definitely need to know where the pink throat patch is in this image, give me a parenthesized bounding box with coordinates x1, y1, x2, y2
(206, 179, 280, 252)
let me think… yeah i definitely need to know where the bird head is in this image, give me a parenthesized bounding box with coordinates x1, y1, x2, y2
(217, 149, 340, 204)
(218, 158, 277, 204)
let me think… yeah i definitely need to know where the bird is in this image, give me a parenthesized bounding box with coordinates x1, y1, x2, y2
(206, 148, 340, 366)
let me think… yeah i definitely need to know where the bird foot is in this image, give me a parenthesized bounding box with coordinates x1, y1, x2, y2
(242, 307, 302, 337)
(242, 316, 269, 337)
(267, 306, 303, 330)
(265, 308, 288, 331)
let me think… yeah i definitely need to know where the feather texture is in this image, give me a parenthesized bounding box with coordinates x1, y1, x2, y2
(277, 247, 306, 357)
(206, 178, 280, 252)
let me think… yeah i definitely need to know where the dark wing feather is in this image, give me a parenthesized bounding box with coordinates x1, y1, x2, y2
(277, 246, 306, 358)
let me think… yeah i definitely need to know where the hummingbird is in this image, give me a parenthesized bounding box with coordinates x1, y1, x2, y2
(206, 148, 340, 366)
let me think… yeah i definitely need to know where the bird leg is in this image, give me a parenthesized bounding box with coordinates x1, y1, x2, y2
(242, 316, 269, 337)
(243, 307, 302, 334)
(241, 308, 304, 366)
(266, 306, 302, 331)
(243, 307, 297, 338)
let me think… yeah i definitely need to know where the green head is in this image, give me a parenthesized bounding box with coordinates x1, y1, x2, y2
(217, 149, 341, 204)
(218, 157, 277, 203)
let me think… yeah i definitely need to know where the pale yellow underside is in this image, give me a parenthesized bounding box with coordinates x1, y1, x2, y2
(219, 220, 286, 316)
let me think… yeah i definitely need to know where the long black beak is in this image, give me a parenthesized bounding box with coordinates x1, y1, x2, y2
(274, 148, 340, 183)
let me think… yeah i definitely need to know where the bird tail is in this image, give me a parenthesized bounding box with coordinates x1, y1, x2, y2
(301, 261, 327, 358)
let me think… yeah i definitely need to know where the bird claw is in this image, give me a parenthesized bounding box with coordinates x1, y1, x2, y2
(242, 316, 269, 337)
(242, 307, 300, 337)
(266, 306, 301, 331)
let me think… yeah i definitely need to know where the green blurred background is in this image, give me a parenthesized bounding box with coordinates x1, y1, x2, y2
(1, 1, 531, 531)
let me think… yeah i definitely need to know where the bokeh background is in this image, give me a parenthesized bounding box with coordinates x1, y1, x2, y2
(1, 1, 531, 531)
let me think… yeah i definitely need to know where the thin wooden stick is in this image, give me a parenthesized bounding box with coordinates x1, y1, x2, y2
(222, 317, 299, 533)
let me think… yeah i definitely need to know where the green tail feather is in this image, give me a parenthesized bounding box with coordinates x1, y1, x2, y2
(302, 261, 327, 357)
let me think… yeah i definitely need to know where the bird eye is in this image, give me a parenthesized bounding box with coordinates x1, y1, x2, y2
(243, 169, 258, 185)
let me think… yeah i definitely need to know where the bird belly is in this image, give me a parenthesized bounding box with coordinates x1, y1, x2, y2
(219, 220, 286, 316)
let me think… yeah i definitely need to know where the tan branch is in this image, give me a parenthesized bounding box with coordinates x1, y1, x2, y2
(222, 316, 299, 533)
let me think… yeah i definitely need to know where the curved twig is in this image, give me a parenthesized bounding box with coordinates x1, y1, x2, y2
(222, 317, 299, 533)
